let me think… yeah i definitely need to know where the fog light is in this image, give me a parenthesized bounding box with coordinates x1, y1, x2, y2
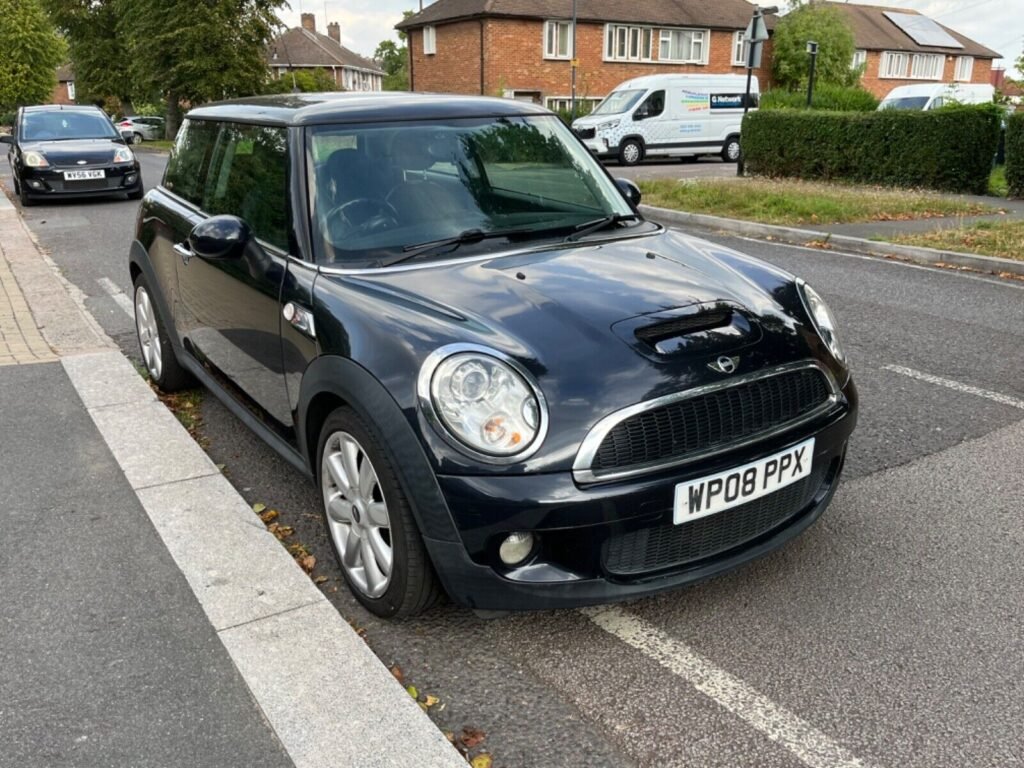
(125, 173, 137, 184)
(498, 532, 535, 566)
(28, 180, 44, 189)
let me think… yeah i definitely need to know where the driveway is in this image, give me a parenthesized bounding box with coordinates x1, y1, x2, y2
(3, 154, 1022, 768)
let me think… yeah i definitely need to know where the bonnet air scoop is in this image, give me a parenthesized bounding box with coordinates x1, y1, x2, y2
(614, 302, 762, 358)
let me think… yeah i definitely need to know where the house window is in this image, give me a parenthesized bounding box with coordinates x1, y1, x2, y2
(851, 50, 867, 71)
(604, 24, 652, 61)
(955, 56, 974, 81)
(910, 53, 943, 80)
(659, 28, 707, 64)
(732, 31, 749, 66)
(423, 25, 436, 55)
(880, 51, 909, 78)
(544, 20, 572, 59)
(545, 96, 603, 112)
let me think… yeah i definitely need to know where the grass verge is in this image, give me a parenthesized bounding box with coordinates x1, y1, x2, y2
(637, 178, 999, 226)
(136, 138, 174, 152)
(886, 220, 1024, 262)
(988, 166, 1009, 198)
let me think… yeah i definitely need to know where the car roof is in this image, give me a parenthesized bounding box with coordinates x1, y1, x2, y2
(185, 92, 552, 126)
(22, 104, 106, 114)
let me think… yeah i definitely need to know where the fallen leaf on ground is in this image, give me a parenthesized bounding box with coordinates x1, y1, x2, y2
(298, 554, 316, 573)
(390, 665, 404, 683)
(259, 508, 279, 524)
(406, 685, 419, 699)
(268, 523, 294, 540)
(424, 694, 440, 708)
(460, 727, 486, 749)
(470, 754, 493, 768)
(314, 575, 328, 584)
(252, 502, 267, 514)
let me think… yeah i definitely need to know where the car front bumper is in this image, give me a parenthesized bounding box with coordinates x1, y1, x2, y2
(19, 163, 142, 198)
(425, 377, 858, 611)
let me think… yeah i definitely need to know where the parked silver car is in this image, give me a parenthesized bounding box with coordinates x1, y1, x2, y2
(117, 116, 165, 143)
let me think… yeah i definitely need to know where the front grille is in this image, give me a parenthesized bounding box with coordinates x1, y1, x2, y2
(574, 127, 596, 140)
(591, 368, 831, 474)
(63, 179, 110, 192)
(602, 464, 827, 576)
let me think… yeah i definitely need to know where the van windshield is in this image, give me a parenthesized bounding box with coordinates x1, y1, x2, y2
(879, 97, 930, 110)
(591, 90, 647, 116)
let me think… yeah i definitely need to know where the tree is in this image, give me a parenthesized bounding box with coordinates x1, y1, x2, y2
(118, 0, 284, 136)
(40, 0, 136, 110)
(375, 40, 408, 91)
(0, 0, 65, 110)
(771, 3, 858, 91)
(263, 68, 340, 94)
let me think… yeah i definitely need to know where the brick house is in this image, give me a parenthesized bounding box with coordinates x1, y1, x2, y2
(268, 13, 384, 92)
(49, 65, 76, 105)
(829, 3, 1000, 99)
(396, 0, 774, 111)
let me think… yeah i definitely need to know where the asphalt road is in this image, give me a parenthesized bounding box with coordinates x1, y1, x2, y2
(4, 152, 1023, 768)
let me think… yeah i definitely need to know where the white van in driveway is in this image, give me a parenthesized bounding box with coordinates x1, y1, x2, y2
(879, 83, 995, 110)
(570, 74, 758, 165)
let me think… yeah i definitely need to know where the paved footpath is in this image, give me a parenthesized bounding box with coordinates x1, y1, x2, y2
(0, 194, 464, 767)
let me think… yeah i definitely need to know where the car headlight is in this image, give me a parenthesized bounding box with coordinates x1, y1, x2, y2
(419, 344, 548, 461)
(798, 280, 846, 365)
(597, 121, 619, 132)
(113, 147, 134, 163)
(23, 151, 48, 168)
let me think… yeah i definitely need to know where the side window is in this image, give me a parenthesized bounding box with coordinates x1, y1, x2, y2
(635, 90, 665, 120)
(202, 123, 289, 251)
(163, 119, 217, 206)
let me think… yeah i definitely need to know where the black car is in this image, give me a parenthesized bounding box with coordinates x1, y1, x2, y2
(129, 93, 857, 617)
(2, 105, 143, 206)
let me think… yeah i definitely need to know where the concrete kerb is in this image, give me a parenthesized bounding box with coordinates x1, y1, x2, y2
(639, 204, 1024, 278)
(2, 186, 465, 766)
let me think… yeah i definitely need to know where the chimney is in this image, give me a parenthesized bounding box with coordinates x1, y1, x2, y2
(301, 12, 315, 31)
(327, 21, 341, 43)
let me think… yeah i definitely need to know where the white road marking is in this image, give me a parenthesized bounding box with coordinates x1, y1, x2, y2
(883, 365, 1024, 410)
(582, 605, 879, 768)
(97, 277, 134, 318)
(724, 234, 1024, 291)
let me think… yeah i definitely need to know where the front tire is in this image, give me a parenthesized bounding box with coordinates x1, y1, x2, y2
(722, 136, 742, 163)
(318, 407, 441, 618)
(134, 132, 144, 144)
(618, 139, 644, 166)
(18, 177, 34, 207)
(133, 273, 192, 391)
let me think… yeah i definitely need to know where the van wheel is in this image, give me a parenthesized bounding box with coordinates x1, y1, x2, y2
(618, 139, 643, 166)
(722, 137, 742, 163)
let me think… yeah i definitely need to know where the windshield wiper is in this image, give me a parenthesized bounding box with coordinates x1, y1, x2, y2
(378, 227, 543, 267)
(564, 213, 641, 242)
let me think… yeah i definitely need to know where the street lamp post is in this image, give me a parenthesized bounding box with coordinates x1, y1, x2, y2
(806, 41, 819, 107)
(570, 0, 578, 119)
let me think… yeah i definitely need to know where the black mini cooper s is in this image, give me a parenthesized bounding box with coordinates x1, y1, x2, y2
(128, 93, 857, 617)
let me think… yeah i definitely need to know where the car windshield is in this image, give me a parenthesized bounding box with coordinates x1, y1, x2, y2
(879, 97, 930, 110)
(20, 110, 119, 141)
(590, 89, 647, 116)
(308, 115, 641, 266)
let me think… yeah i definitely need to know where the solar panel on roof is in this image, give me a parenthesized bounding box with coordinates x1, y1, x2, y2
(883, 12, 964, 49)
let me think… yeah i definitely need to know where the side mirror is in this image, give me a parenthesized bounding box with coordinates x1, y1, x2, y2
(188, 215, 251, 260)
(120, 130, 135, 143)
(633, 110, 648, 122)
(0, 135, 13, 145)
(615, 178, 642, 208)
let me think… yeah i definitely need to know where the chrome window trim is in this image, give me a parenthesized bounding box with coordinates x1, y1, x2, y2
(572, 360, 842, 484)
(416, 342, 550, 465)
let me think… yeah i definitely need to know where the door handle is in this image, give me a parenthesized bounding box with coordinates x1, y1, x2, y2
(283, 301, 316, 339)
(173, 242, 193, 265)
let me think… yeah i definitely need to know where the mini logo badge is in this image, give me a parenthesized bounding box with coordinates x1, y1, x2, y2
(708, 355, 739, 374)
(76, 160, 87, 165)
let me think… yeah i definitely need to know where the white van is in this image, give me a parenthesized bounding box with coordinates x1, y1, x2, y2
(570, 74, 758, 165)
(878, 83, 995, 111)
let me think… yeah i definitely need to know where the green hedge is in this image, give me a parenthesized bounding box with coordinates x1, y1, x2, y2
(1007, 112, 1024, 198)
(743, 104, 1002, 194)
(760, 85, 878, 112)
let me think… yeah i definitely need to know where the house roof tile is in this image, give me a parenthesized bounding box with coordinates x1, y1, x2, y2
(396, 0, 774, 31)
(268, 28, 383, 74)
(828, 2, 1000, 59)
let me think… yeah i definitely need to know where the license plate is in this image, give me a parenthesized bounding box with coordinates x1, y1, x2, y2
(64, 170, 105, 180)
(673, 438, 815, 524)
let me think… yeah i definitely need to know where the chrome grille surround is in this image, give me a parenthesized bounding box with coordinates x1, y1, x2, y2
(572, 360, 842, 484)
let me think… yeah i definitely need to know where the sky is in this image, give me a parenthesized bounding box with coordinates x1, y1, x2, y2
(276, 0, 1022, 76)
